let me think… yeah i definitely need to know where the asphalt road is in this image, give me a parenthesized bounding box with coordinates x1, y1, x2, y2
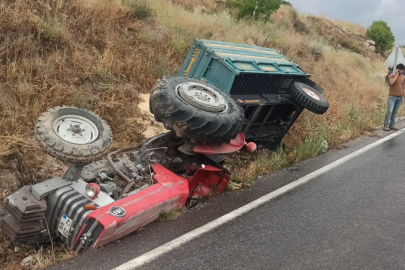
(48, 123, 405, 270)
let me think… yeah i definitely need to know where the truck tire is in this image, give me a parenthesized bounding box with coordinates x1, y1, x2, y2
(34, 106, 113, 163)
(287, 82, 329, 114)
(150, 77, 244, 144)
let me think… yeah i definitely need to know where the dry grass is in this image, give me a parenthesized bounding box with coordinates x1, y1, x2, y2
(0, 0, 394, 268)
(0, 136, 37, 165)
(332, 19, 367, 36)
(227, 149, 289, 183)
(0, 233, 73, 270)
(169, 0, 225, 12)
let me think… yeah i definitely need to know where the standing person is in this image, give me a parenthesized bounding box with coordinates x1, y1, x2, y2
(383, 63, 405, 131)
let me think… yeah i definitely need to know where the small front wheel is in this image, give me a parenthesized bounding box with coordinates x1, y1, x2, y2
(34, 106, 112, 163)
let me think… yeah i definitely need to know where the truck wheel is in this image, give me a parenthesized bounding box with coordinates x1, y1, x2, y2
(287, 82, 329, 114)
(150, 77, 244, 144)
(34, 106, 113, 163)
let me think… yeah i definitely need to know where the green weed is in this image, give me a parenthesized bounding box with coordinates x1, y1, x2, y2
(348, 104, 358, 122)
(29, 16, 69, 46)
(339, 39, 351, 49)
(350, 44, 360, 54)
(123, 0, 154, 19)
(159, 208, 186, 220)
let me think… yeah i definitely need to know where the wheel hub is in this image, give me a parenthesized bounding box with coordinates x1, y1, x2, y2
(53, 115, 99, 145)
(70, 124, 83, 134)
(302, 87, 321, 101)
(176, 82, 227, 113)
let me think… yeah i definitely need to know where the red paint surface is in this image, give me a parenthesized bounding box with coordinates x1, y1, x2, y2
(75, 164, 230, 248)
(193, 133, 245, 155)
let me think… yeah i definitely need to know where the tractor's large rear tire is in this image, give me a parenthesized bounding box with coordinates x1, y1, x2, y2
(287, 82, 329, 114)
(34, 106, 112, 163)
(150, 77, 244, 144)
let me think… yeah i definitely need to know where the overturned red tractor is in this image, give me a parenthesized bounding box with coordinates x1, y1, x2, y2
(0, 77, 251, 253)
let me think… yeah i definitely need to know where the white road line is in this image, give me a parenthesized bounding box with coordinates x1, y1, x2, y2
(112, 128, 405, 270)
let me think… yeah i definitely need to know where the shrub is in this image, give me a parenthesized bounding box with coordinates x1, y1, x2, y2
(350, 44, 360, 54)
(226, 0, 283, 22)
(308, 39, 325, 59)
(28, 15, 69, 46)
(122, 0, 154, 19)
(366, 20, 395, 54)
(339, 39, 351, 49)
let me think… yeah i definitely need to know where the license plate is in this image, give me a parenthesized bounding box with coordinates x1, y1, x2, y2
(58, 213, 73, 238)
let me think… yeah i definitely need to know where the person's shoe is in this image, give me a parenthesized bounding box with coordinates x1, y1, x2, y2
(390, 126, 399, 131)
(383, 126, 390, 131)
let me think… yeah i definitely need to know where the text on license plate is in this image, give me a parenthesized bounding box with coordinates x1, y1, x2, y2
(58, 213, 73, 238)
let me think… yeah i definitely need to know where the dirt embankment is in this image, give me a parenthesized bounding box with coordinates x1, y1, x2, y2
(137, 94, 167, 138)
